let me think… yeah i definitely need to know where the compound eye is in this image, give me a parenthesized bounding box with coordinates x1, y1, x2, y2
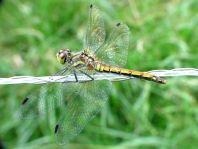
(60, 52, 66, 59)
(57, 50, 66, 64)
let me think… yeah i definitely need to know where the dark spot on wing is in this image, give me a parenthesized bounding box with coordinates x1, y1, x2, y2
(0, 140, 6, 149)
(116, 23, 121, 27)
(0, 0, 4, 6)
(54, 124, 59, 134)
(90, 4, 93, 8)
(22, 97, 29, 105)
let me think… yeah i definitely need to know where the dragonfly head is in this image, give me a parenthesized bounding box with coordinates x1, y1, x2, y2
(56, 49, 72, 64)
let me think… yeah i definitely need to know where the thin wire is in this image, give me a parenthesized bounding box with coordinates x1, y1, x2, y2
(0, 68, 197, 85)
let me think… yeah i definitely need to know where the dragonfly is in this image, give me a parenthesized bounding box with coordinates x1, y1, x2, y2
(19, 4, 166, 144)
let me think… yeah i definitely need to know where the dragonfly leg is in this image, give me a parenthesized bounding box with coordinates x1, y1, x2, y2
(48, 67, 70, 82)
(73, 70, 79, 82)
(53, 67, 69, 76)
(79, 70, 94, 81)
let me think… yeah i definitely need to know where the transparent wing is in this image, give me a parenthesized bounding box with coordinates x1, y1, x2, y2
(17, 66, 72, 120)
(54, 71, 111, 144)
(95, 23, 130, 67)
(17, 84, 64, 121)
(17, 65, 111, 144)
(84, 4, 105, 52)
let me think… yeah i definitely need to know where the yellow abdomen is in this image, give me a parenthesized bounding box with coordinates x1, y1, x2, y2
(95, 63, 166, 84)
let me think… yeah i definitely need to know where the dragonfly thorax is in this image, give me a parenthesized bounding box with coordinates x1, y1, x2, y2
(56, 49, 95, 69)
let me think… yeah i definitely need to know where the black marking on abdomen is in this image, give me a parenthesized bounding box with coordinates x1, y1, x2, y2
(22, 97, 29, 105)
(103, 65, 110, 72)
(120, 71, 131, 76)
(54, 124, 59, 134)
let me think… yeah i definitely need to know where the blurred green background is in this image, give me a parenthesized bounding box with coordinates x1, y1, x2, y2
(0, 0, 198, 149)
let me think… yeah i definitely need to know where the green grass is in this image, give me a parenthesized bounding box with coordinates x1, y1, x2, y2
(0, 0, 198, 149)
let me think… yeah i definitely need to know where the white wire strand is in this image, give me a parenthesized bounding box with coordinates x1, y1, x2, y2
(0, 68, 197, 85)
